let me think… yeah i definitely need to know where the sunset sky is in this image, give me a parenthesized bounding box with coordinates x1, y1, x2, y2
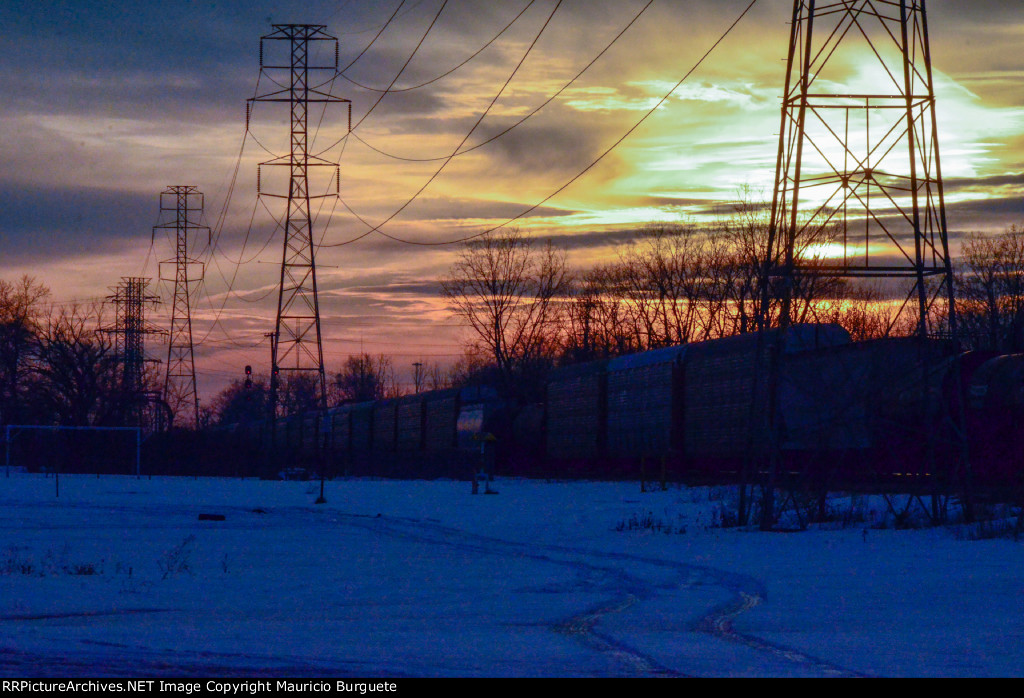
(2, 0, 1023, 399)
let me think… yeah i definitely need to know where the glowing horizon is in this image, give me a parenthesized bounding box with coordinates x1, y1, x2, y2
(2, 0, 1022, 399)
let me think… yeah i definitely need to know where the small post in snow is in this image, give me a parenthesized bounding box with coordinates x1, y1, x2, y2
(472, 432, 497, 495)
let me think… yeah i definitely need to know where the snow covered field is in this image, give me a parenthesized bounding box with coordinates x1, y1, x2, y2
(1, 472, 1022, 677)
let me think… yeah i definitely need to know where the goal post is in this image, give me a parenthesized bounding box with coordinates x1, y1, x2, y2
(5, 425, 142, 478)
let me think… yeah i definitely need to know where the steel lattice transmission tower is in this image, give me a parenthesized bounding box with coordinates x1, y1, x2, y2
(249, 24, 350, 417)
(753, 1, 969, 529)
(103, 278, 163, 429)
(764, 0, 957, 339)
(154, 186, 209, 429)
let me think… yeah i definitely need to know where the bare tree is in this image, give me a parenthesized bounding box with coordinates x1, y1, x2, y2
(33, 303, 122, 426)
(333, 353, 395, 404)
(444, 348, 501, 390)
(718, 198, 845, 333)
(563, 263, 638, 362)
(210, 376, 267, 426)
(958, 226, 1024, 352)
(814, 282, 891, 342)
(0, 276, 50, 425)
(441, 228, 570, 400)
(420, 361, 453, 392)
(277, 372, 322, 416)
(615, 224, 738, 348)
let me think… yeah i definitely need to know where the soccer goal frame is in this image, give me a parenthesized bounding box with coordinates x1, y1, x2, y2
(4, 424, 142, 478)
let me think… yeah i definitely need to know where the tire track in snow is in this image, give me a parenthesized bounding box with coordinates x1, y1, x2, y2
(330, 511, 862, 677)
(336, 513, 683, 676)
(697, 590, 869, 678)
(552, 595, 680, 676)
(5, 494, 863, 676)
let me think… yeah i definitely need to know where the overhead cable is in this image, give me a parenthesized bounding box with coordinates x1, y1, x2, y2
(326, 0, 760, 248)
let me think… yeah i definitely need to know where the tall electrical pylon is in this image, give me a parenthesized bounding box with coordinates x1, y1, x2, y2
(755, 1, 969, 528)
(249, 24, 350, 418)
(154, 185, 209, 429)
(764, 0, 957, 339)
(103, 277, 163, 429)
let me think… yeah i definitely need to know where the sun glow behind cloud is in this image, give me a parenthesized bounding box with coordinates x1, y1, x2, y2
(2, 0, 1023, 397)
(552, 54, 1024, 233)
(153, 8, 1024, 393)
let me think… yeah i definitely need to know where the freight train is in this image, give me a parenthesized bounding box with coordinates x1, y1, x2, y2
(180, 324, 1023, 492)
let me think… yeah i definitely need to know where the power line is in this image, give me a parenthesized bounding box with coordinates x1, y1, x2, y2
(159, 11, 417, 383)
(333, 0, 426, 38)
(189, 74, 292, 350)
(280, 0, 455, 269)
(350, 0, 451, 134)
(338, 0, 408, 72)
(338, 0, 536, 94)
(257, 2, 546, 278)
(346, 0, 653, 164)
(190, 0, 760, 387)
(320, 0, 565, 248)
(323, 0, 759, 248)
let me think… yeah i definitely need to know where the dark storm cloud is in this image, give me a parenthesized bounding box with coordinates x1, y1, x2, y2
(323, 228, 500, 256)
(0, 1, 251, 80)
(433, 0, 537, 37)
(0, 66, 252, 128)
(0, 0, 407, 126)
(624, 195, 721, 209)
(0, 182, 156, 260)
(361, 112, 490, 143)
(0, 7, 244, 138)
(688, 199, 771, 216)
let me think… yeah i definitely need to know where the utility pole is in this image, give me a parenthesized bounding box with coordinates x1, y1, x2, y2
(412, 362, 423, 394)
(263, 330, 277, 480)
(264, 331, 277, 415)
(155, 186, 209, 429)
(248, 24, 351, 422)
(757, 0, 964, 528)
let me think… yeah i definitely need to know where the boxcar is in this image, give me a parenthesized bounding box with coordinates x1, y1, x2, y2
(396, 394, 426, 453)
(545, 359, 608, 464)
(607, 345, 687, 462)
(424, 388, 460, 453)
(777, 336, 959, 482)
(682, 324, 851, 462)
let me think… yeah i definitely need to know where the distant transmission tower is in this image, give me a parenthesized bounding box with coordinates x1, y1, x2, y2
(154, 185, 209, 429)
(764, 0, 957, 338)
(249, 24, 350, 417)
(104, 278, 163, 429)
